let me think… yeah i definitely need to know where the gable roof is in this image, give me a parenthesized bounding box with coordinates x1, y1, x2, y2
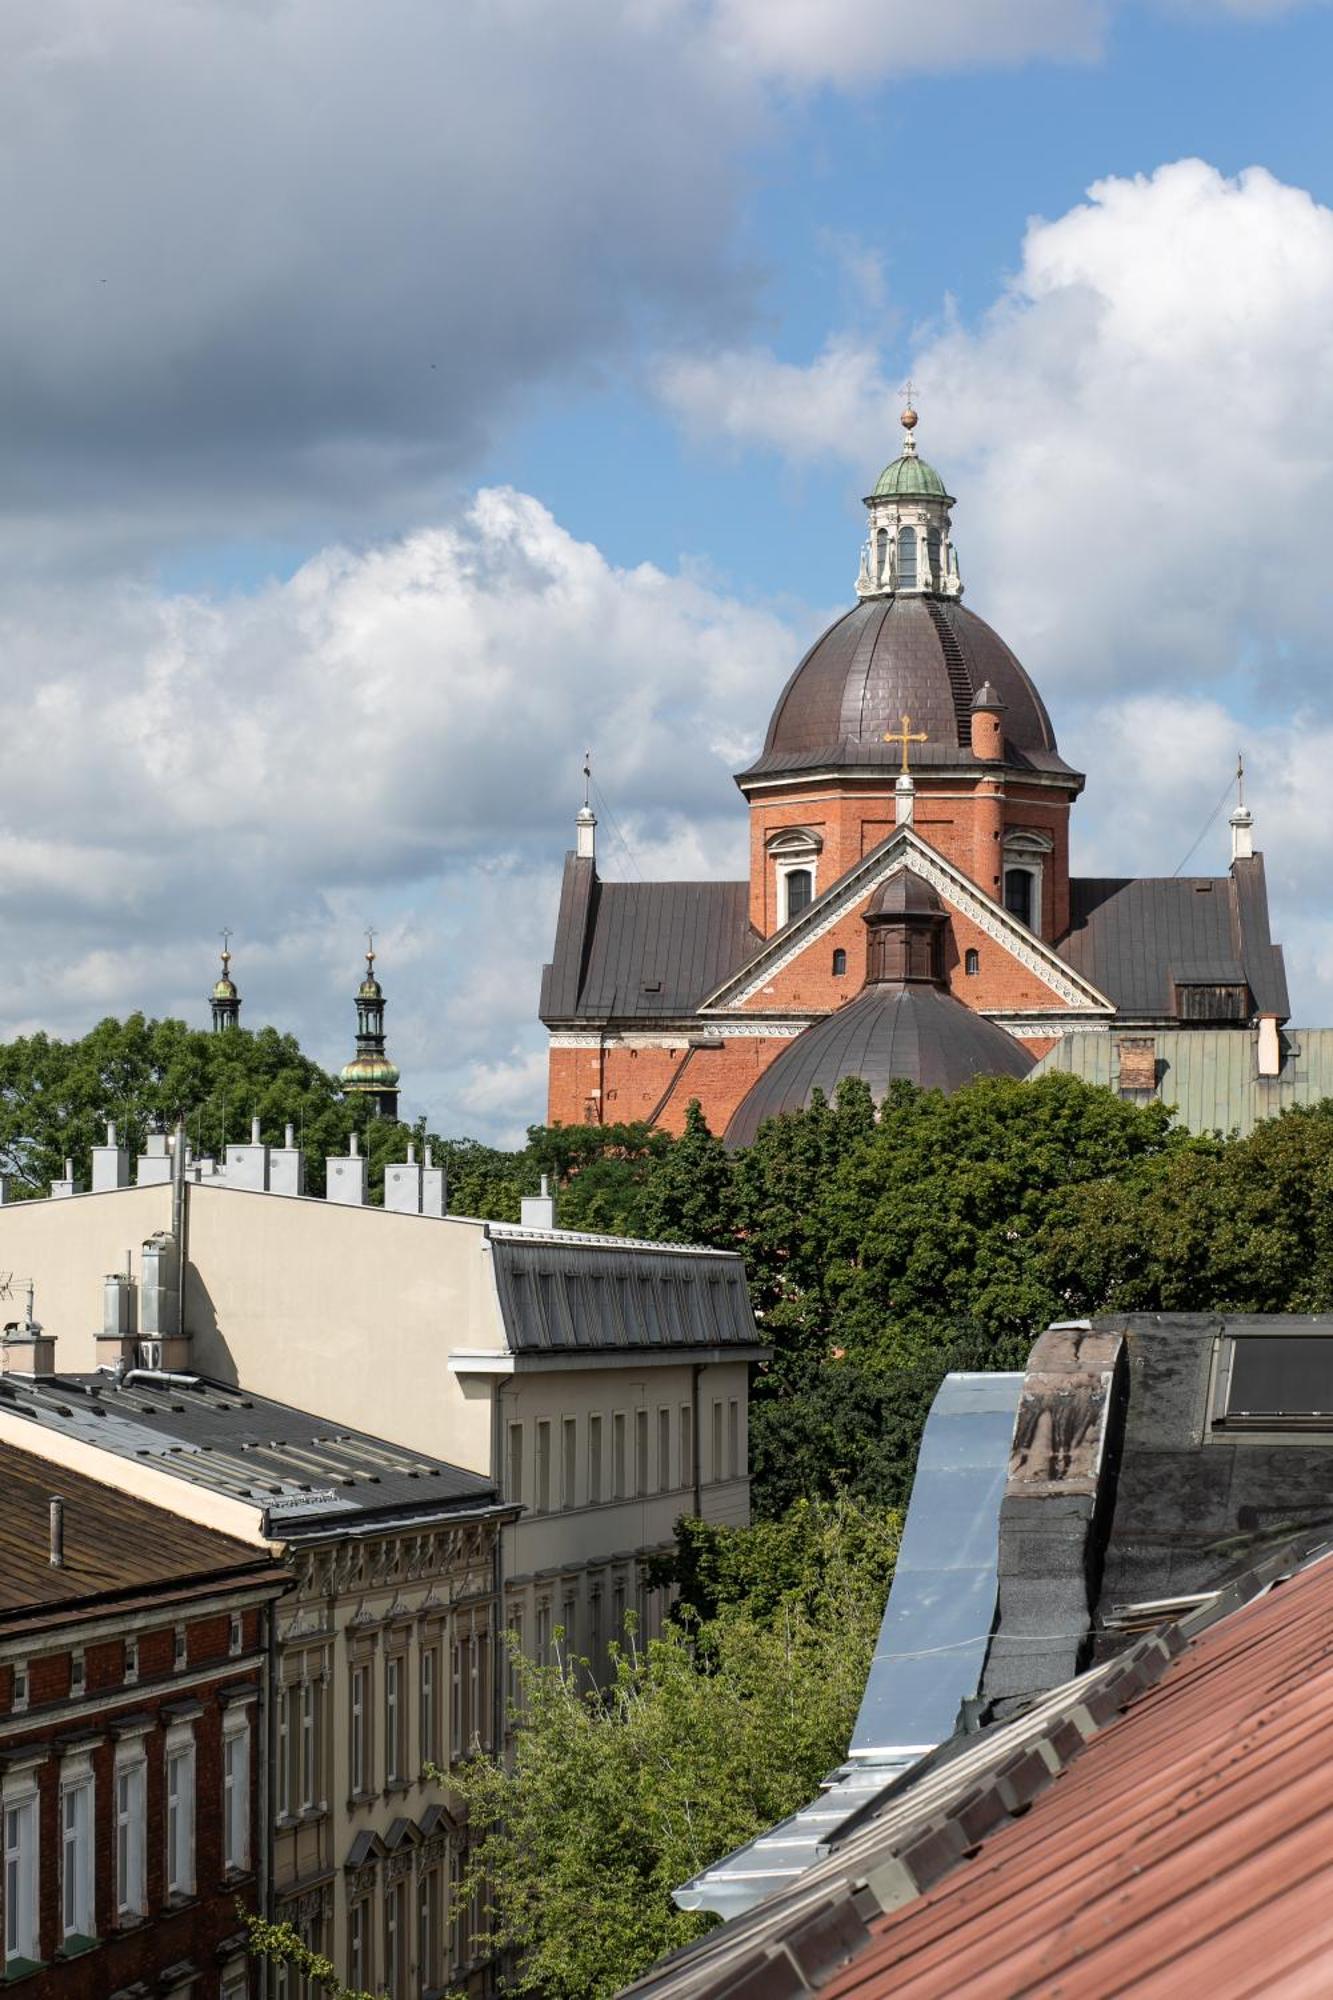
(1058, 856, 1289, 1020)
(539, 853, 757, 1024)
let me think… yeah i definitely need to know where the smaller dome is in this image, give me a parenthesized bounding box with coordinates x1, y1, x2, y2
(870, 453, 949, 500)
(971, 680, 1005, 712)
(358, 976, 383, 1000)
(340, 1054, 401, 1089)
(211, 977, 238, 1001)
(866, 872, 944, 921)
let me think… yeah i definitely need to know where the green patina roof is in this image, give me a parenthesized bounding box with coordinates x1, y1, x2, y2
(340, 1056, 401, 1088)
(871, 453, 949, 500)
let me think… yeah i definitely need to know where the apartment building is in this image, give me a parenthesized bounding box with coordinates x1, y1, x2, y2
(0, 1443, 286, 1998)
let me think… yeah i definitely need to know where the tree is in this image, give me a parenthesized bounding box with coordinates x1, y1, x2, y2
(635, 1100, 737, 1246)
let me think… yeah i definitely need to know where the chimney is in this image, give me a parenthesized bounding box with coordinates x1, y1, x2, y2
(385, 1140, 423, 1215)
(224, 1113, 270, 1193)
(270, 1123, 306, 1198)
(49, 1498, 64, 1569)
(421, 1142, 447, 1219)
(91, 1121, 130, 1194)
(50, 1158, 78, 1200)
(970, 682, 1006, 762)
(136, 1120, 173, 1187)
(520, 1174, 558, 1231)
(1, 1289, 56, 1378)
(327, 1134, 368, 1207)
(1230, 805, 1255, 863)
(96, 1268, 138, 1369)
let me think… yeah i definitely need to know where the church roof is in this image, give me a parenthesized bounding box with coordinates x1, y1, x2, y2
(869, 451, 950, 500)
(539, 859, 757, 1023)
(722, 985, 1033, 1149)
(740, 596, 1077, 785)
(1058, 858, 1289, 1020)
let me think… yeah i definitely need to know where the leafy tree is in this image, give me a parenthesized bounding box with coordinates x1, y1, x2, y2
(634, 1100, 736, 1246)
(646, 1492, 901, 1627)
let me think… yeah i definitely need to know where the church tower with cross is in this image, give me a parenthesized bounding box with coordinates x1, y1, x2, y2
(338, 935, 401, 1120)
(541, 403, 1289, 1139)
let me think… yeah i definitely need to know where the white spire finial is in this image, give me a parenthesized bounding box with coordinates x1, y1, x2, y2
(1230, 752, 1254, 861)
(576, 750, 597, 860)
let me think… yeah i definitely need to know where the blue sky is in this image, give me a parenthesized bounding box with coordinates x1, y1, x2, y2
(4, 1, 1333, 1141)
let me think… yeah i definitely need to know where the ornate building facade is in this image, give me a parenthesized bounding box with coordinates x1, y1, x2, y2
(541, 409, 1290, 1139)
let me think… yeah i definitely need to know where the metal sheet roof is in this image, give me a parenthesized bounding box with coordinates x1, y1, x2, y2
(1030, 1026, 1333, 1136)
(488, 1236, 759, 1355)
(540, 862, 757, 1025)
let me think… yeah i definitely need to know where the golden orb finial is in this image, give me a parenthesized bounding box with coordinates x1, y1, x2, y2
(899, 378, 919, 432)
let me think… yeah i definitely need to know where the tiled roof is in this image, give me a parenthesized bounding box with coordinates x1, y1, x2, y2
(0, 1441, 279, 1620)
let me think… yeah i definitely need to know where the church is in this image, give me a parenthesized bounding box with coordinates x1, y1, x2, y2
(540, 406, 1290, 1143)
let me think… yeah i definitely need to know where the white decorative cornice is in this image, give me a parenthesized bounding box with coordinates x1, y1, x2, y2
(700, 828, 1114, 1016)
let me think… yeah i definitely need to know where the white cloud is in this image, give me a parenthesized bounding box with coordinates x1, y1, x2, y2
(709, 0, 1107, 86)
(0, 490, 798, 1143)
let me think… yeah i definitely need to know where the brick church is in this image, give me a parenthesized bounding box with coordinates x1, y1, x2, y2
(540, 407, 1289, 1143)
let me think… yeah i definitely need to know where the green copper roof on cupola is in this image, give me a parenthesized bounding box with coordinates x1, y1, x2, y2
(868, 402, 951, 501)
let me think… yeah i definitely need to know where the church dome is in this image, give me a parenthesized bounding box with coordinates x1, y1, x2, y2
(722, 982, 1033, 1148)
(870, 452, 949, 501)
(339, 1052, 401, 1090)
(741, 595, 1066, 781)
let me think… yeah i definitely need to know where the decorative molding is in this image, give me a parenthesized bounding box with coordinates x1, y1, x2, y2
(547, 1032, 604, 1049)
(1004, 1020, 1110, 1040)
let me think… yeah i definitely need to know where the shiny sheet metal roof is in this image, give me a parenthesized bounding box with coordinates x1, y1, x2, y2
(488, 1234, 761, 1355)
(1031, 1025, 1333, 1136)
(0, 1373, 496, 1538)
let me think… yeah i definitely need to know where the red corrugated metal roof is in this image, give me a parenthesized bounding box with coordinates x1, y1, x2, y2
(821, 1546, 1333, 1999)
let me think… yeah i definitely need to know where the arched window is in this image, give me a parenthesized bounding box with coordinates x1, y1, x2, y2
(965, 949, 979, 976)
(832, 948, 847, 976)
(1004, 869, 1034, 929)
(784, 869, 813, 922)
(875, 528, 889, 581)
(897, 526, 917, 590)
(926, 527, 942, 585)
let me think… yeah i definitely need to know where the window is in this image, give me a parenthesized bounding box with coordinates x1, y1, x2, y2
(276, 1685, 291, 1817)
(123, 1637, 138, 1687)
(832, 947, 847, 976)
(897, 525, 918, 589)
(300, 1680, 317, 1810)
(420, 1644, 439, 1769)
(612, 1413, 627, 1499)
(165, 1732, 195, 1897)
(350, 1664, 368, 1794)
(711, 1400, 723, 1483)
(680, 1404, 694, 1488)
(4, 1779, 38, 1966)
(1003, 867, 1034, 930)
(229, 1611, 244, 1657)
(783, 867, 813, 923)
(728, 1399, 740, 1481)
(420, 1866, 442, 1992)
(70, 1650, 86, 1698)
(926, 525, 942, 584)
(222, 1710, 251, 1873)
(589, 1588, 602, 1668)
(535, 1420, 551, 1513)
(385, 1878, 406, 2000)
(635, 1409, 649, 1496)
(61, 1765, 94, 1939)
(11, 1663, 27, 1714)
(507, 1422, 524, 1506)
(386, 1655, 404, 1782)
(507, 1611, 524, 1710)
(451, 1639, 464, 1757)
(349, 1898, 370, 1993)
(965, 948, 980, 976)
(536, 1601, 551, 1662)
(588, 1413, 603, 1505)
(1214, 1333, 1333, 1429)
(875, 526, 888, 579)
(115, 1744, 147, 1919)
(469, 1633, 483, 1751)
(562, 1416, 578, 1509)
(173, 1624, 187, 1671)
(658, 1407, 671, 1492)
(612, 1577, 626, 1646)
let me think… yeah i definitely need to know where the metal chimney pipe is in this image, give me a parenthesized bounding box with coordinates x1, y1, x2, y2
(284, 1123, 295, 1148)
(49, 1497, 64, 1568)
(251, 1116, 261, 1144)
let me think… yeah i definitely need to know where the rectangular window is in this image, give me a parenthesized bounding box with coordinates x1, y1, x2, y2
(536, 1419, 551, 1513)
(728, 1399, 740, 1480)
(229, 1611, 243, 1657)
(588, 1413, 603, 1504)
(277, 1686, 291, 1817)
(536, 1600, 550, 1661)
(386, 1655, 402, 1782)
(420, 1864, 441, 1992)
(350, 1666, 367, 1796)
(223, 1713, 251, 1873)
(507, 1422, 524, 1506)
(613, 1413, 626, 1499)
(562, 1416, 578, 1509)
(11, 1663, 28, 1713)
(589, 1588, 602, 1668)
(680, 1403, 693, 1488)
(70, 1650, 86, 1698)
(4, 1787, 38, 1965)
(561, 1593, 576, 1655)
(349, 1898, 369, 1993)
(300, 1680, 317, 1810)
(61, 1771, 94, 1939)
(165, 1736, 195, 1897)
(1219, 1334, 1333, 1425)
(711, 1400, 723, 1483)
(636, 1409, 649, 1496)
(451, 1639, 463, 1757)
(420, 1645, 438, 1770)
(385, 1877, 406, 2000)
(174, 1624, 187, 1671)
(612, 1578, 626, 1648)
(658, 1407, 671, 1491)
(115, 1750, 147, 1919)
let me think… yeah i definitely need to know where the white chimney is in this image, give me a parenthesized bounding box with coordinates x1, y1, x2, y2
(327, 1143, 367, 1206)
(270, 1125, 306, 1198)
(895, 774, 916, 827)
(421, 1143, 447, 1219)
(521, 1174, 558, 1231)
(576, 802, 597, 861)
(91, 1120, 130, 1193)
(1230, 805, 1254, 863)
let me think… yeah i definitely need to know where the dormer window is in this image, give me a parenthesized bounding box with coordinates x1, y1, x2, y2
(1003, 868, 1034, 929)
(1001, 830, 1052, 937)
(784, 869, 813, 922)
(766, 828, 822, 930)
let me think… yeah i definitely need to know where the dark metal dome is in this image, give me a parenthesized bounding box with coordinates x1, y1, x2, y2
(739, 596, 1075, 782)
(722, 983, 1033, 1148)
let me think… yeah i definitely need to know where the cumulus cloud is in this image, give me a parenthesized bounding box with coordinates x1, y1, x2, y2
(0, 490, 800, 1140)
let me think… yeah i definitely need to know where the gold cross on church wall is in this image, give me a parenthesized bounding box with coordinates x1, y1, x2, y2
(883, 713, 927, 774)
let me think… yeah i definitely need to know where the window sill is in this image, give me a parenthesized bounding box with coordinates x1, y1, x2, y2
(2, 1957, 45, 1983)
(57, 1935, 97, 1960)
(164, 1889, 197, 1911)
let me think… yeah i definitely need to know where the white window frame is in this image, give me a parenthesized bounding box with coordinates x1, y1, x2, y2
(69, 1650, 86, 1699)
(420, 1643, 438, 1770)
(60, 1753, 95, 1941)
(776, 858, 817, 928)
(222, 1706, 252, 1873)
(711, 1399, 724, 1484)
(350, 1661, 369, 1795)
(114, 1736, 148, 1921)
(657, 1406, 671, 1493)
(4, 1769, 40, 1966)
(385, 1653, 404, 1783)
(164, 1724, 196, 1899)
(299, 1678, 317, 1811)
(1001, 831, 1051, 937)
(10, 1661, 28, 1714)
(535, 1419, 551, 1514)
(123, 1636, 138, 1688)
(277, 1683, 292, 1818)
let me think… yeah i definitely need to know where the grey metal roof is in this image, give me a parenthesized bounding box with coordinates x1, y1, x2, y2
(1058, 858, 1289, 1020)
(539, 861, 757, 1025)
(738, 596, 1080, 785)
(1031, 1026, 1333, 1136)
(0, 1373, 497, 1539)
(674, 1372, 1022, 1921)
(722, 984, 1033, 1148)
(488, 1236, 760, 1355)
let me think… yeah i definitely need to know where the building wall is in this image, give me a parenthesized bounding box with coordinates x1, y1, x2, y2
(548, 1034, 800, 1136)
(0, 1596, 271, 1998)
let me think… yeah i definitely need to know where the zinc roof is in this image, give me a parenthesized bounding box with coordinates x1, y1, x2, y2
(539, 862, 758, 1025)
(1031, 1026, 1333, 1137)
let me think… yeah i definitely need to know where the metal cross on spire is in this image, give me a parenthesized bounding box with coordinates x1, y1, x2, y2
(220, 926, 232, 970)
(1236, 752, 1245, 807)
(883, 713, 927, 775)
(365, 925, 376, 971)
(582, 750, 592, 809)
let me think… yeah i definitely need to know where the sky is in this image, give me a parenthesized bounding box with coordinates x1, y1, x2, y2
(5, 0, 1333, 1143)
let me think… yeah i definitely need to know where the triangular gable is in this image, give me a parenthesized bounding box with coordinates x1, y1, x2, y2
(699, 825, 1115, 1016)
